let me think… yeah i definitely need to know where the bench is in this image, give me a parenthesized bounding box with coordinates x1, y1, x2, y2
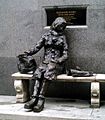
(11, 72, 105, 108)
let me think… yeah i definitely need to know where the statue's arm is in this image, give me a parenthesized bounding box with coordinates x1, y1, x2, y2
(58, 36, 68, 63)
(25, 36, 45, 55)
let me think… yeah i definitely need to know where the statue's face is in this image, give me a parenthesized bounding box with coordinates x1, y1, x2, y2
(55, 23, 66, 32)
(51, 17, 66, 33)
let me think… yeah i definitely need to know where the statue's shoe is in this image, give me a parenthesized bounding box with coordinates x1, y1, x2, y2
(24, 96, 38, 110)
(33, 97, 45, 112)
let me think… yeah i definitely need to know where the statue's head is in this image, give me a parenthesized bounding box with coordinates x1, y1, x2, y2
(51, 17, 67, 33)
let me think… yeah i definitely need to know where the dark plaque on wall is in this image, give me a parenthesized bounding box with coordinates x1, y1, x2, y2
(45, 7, 86, 26)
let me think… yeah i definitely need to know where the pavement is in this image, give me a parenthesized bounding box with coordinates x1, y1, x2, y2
(0, 96, 105, 120)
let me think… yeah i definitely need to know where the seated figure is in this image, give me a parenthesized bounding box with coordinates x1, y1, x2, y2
(23, 17, 68, 112)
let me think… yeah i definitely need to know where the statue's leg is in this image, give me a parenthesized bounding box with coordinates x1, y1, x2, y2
(24, 66, 44, 110)
(33, 63, 54, 112)
(33, 79, 42, 96)
(24, 79, 42, 110)
(33, 79, 50, 112)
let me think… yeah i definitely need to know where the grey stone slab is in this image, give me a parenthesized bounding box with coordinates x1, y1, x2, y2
(91, 103, 105, 120)
(1, 96, 105, 119)
(0, 96, 93, 120)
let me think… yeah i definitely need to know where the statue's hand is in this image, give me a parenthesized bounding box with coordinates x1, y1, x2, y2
(24, 51, 30, 56)
(57, 58, 63, 64)
(17, 53, 26, 58)
(51, 59, 62, 64)
(50, 59, 58, 63)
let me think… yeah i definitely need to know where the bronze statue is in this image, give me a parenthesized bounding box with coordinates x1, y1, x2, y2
(24, 17, 68, 112)
(66, 67, 93, 77)
(17, 17, 94, 112)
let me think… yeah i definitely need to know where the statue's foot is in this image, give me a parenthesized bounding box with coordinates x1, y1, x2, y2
(24, 96, 38, 110)
(33, 96, 45, 112)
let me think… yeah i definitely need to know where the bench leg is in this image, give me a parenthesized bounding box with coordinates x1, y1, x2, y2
(14, 80, 30, 103)
(91, 82, 100, 108)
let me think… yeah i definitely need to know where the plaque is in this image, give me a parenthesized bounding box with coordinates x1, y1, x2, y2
(45, 7, 86, 26)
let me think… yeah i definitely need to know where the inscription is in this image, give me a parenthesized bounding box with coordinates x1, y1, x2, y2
(45, 7, 86, 26)
(56, 11, 77, 25)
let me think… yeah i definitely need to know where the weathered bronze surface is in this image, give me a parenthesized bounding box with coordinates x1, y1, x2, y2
(66, 68, 93, 77)
(24, 17, 68, 112)
(17, 54, 37, 74)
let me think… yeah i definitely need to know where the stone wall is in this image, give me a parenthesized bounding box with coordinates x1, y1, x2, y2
(0, 0, 105, 100)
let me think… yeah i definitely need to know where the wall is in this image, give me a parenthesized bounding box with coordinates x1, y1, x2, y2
(0, 0, 105, 100)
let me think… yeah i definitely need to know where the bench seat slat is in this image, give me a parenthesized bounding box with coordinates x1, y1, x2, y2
(12, 72, 33, 80)
(95, 74, 105, 82)
(12, 72, 105, 82)
(57, 74, 96, 82)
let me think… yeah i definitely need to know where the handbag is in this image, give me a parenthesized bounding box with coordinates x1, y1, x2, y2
(17, 54, 37, 74)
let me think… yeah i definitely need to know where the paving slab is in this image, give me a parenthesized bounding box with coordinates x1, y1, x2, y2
(0, 96, 104, 120)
